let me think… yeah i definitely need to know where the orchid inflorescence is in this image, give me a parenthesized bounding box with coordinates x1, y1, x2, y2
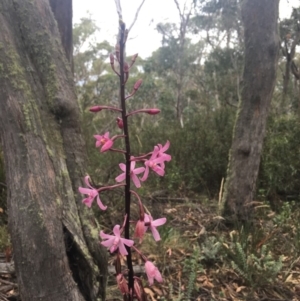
(78, 21, 171, 300)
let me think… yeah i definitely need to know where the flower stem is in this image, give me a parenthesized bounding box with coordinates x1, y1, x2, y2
(119, 21, 134, 293)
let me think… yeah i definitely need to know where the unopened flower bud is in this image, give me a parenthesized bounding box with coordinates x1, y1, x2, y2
(146, 109, 160, 115)
(89, 106, 103, 112)
(134, 278, 146, 301)
(116, 117, 124, 129)
(132, 53, 138, 62)
(124, 62, 129, 73)
(127, 108, 161, 117)
(134, 219, 145, 243)
(134, 79, 143, 91)
(116, 274, 129, 295)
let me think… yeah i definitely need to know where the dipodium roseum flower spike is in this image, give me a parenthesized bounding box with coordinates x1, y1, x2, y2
(144, 213, 166, 241)
(100, 224, 134, 255)
(127, 108, 160, 117)
(141, 146, 166, 182)
(78, 175, 107, 210)
(144, 261, 163, 285)
(115, 159, 145, 188)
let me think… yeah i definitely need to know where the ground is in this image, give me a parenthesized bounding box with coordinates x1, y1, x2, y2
(1, 192, 300, 301)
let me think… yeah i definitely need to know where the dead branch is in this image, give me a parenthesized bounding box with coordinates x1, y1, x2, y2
(128, 0, 147, 32)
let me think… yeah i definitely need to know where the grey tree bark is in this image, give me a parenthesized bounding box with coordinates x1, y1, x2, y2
(222, 0, 280, 221)
(0, 0, 107, 300)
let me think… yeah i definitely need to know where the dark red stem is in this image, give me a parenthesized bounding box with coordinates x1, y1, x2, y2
(119, 22, 134, 294)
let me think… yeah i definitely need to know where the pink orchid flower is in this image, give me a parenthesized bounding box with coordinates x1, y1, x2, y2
(78, 176, 107, 210)
(157, 140, 171, 168)
(144, 261, 163, 285)
(141, 146, 165, 182)
(115, 160, 145, 188)
(144, 214, 166, 241)
(94, 132, 114, 152)
(100, 225, 134, 255)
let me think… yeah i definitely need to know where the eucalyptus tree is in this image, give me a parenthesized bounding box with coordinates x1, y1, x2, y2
(0, 1, 108, 300)
(222, 0, 280, 221)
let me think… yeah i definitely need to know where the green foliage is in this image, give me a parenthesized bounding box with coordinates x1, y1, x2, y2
(259, 115, 300, 199)
(230, 243, 283, 287)
(0, 225, 10, 252)
(183, 245, 203, 300)
(201, 236, 223, 263)
(272, 201, 293, 226)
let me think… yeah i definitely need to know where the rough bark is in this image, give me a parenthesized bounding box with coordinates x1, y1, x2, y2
(222, 0, 280, 221)
(0, 0, 107, 300)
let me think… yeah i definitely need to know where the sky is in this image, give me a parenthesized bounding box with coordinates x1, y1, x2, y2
(73, 0, 299, 59)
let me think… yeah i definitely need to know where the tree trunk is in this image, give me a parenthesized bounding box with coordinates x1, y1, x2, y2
(222, 0, 280, 221)
(49, 0, 73, 70)
(0, 1, 107, 300)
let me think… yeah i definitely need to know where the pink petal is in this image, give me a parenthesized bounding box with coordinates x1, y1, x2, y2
(78, 187, 92, 195)
(150, 146, 160, 159)
(131, 161, 136, 170)
(152, 217, 167, 227)
(94, 135, 102, 140)
(100, 231, 114, 240)
(152, 156, 165, 164)
(145, 261, 156, 285)
(162, 153, 171, 161)
(115, 173, 126, 183)
(119, 163, 126, 172)
(131, 173, 141, 188)
(84, 176, 93, 189)
(160, 141, 170, 152)
(150, 226, 161, 241)
(97, 195, 107, 210)
(118, 241, 128, 255)
(144, 214, 152, 223)
(141, 166, 149, 182)
(154, 270, 163, 283)
(113, 225, 121, 237)
(101, 140, 113, 152)
(121, 237, 134, 247)
(153, 166, 165, 177)
(101, 238, 115, 248)
(94, 136, 102, 147)
(133, 167, 145, 175)
(104, 132, 110, 138)
(148, 276, 154, 286)
(159, 162, 166, 169)
(82, 197, 93, 208)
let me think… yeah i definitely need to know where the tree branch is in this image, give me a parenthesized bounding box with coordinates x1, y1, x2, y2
(114, 0, 123, 20)
(128, 0, 147, 32)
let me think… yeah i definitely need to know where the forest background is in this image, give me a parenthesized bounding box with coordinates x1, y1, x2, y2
(1, 0, 300, 300)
